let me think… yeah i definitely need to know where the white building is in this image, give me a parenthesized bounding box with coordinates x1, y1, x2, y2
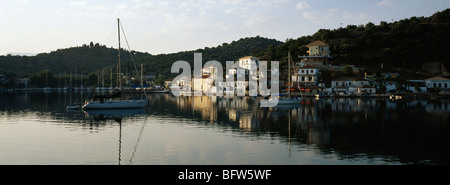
(425, 77, 450, 89)
(406, 80, 427, 93)
(292, 66, 319, 87)
(331, 76, 375, 94)
(237, 56, 259, 74)
(222, 56, 261, 95)
(192, 75, 214, 94)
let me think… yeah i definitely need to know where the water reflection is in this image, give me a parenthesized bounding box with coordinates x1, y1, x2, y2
(161, 95, 450, 164)
(1, 91, 450, 164)
(83, 108, 147, 122)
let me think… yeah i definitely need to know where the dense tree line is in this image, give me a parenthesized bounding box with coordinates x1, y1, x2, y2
(253, 8, 450, 72)
(134, 36, 283, 77)
(0, 43, 150, 77)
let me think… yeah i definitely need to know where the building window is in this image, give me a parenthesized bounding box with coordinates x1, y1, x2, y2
(445, 83, 448, 88)
(439, 83, 442, 88)
(301, 77, 305, 81)
(310, 70, 313, 73)
(309, 77, 312, 81)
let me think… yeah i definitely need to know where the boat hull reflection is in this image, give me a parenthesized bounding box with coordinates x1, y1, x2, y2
(83, 108, 147, 121)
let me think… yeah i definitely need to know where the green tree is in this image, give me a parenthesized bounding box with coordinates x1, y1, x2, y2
(29, 69, 56, 87)
(155, 74, 166, 86)
(343, 65, 353, 76)
(87, 73, 98, 86)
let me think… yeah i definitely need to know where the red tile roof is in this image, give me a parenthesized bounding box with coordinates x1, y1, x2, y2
(306, 41, 327, 47)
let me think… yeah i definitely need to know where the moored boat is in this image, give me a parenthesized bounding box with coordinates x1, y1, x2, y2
(82, 99, 147, 109)
(82, 18, 147, 110)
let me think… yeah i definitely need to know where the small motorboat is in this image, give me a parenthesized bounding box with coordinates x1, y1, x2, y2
(66, 105, 79, 110)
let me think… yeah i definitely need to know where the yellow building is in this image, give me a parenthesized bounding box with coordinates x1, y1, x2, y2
(306, 41, 330, 56)
(299, 41, 331, 67)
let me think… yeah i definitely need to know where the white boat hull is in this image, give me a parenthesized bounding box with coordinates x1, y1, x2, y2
(260, 97, 302, 107)
(82, 99, 147, 109)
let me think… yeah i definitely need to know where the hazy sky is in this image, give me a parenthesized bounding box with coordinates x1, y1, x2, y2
(1, 0, 449, 55)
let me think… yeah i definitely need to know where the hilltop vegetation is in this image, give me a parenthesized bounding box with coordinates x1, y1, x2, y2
(1, 8, 450, 87)
(254, 8, 450, 72)
(135, 36, 283, 76)
(0, 43, 150, 77)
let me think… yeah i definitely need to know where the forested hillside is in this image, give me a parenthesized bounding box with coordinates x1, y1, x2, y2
(254, 8, 450, 71)
(0, 43, 149, 76)
(136, 36, 283, 76)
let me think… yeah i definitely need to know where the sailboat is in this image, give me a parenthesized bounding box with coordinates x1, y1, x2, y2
(274, 52, 302, 105)
(82, 18, 147, 109)
(261, 52, 302, 107)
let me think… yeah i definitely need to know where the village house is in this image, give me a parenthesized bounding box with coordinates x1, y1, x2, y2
(164, 78, 173, 88)
(0, 74, 6, 83)
(227, 56, 260, 77)
(292, 65, 320, 87)
(381, 72, 400, 79)
(405, 80, 427, 93)
(383, 80, 398, 92)
(237, 56, 260, 75)
(217, 76, 235, 95)
(192, 74, 214, 94)
(425, 76, 450, 91)
(143, 72, 157, 81)
(221, 56, 261, 95)
(330, 76, 375, 94)
(15, 78, 30, 88)
(298, 41, 332, 67)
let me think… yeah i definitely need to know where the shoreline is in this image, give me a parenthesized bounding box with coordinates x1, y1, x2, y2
(3, 87, 450, 100)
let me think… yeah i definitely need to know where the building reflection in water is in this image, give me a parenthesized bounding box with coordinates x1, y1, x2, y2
(2, 92, 450, 164)
(167, 94, 450, 164)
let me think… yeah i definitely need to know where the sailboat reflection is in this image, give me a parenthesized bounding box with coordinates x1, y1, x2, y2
(82, 108, 147, 165)
(83, 108, 147, 122)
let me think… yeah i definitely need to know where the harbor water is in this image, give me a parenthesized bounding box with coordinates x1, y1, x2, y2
(0, 91, 449, 165)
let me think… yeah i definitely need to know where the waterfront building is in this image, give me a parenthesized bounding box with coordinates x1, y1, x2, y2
(237, 56, 260, 75)
(164, 78, 173, 88)
(425, 76, 450, 91)
(221, 56, 261, 95)
(331, 76, 375, 94)
(383, 80, 398, 92)
(143, 72, 157, 81)
(15, 78, 30, 88)
(292, 65, 320, 87)
(193, 74, 214, 93)
(405, 80, 427, 93)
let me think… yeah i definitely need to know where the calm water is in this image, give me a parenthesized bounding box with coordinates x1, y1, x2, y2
(0, 91, 449, 165)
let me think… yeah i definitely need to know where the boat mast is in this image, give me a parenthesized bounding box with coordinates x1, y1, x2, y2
(45, 67, 48, 87)
(118, 18, 121, 90)
(141, 63, 144, 89)
(288, 52, 291, 98)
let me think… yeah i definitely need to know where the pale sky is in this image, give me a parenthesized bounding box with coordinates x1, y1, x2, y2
(1, 0, 449, 55)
